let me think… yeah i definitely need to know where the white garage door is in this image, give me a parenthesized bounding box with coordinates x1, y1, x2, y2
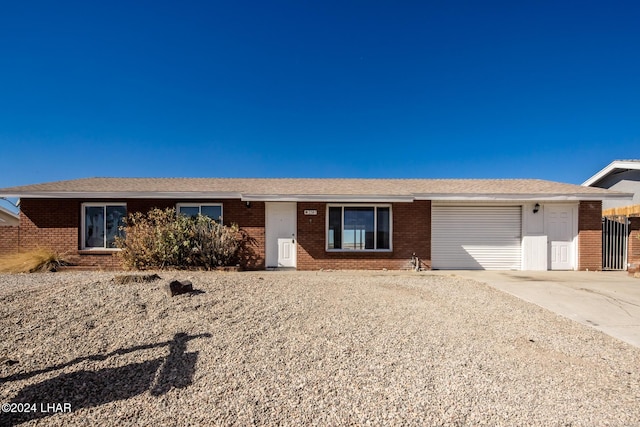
(432, 206, 522, 270)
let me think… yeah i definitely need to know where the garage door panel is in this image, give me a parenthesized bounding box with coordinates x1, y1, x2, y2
(432, 206, 522, 270)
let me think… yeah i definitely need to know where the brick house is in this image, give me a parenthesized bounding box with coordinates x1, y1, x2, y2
(0, 178, 631, 271)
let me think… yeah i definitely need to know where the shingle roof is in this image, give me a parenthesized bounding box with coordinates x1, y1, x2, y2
(0, 177, 631, 201)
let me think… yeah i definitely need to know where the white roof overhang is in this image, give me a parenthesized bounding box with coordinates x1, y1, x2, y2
(416, 193, 633, 201)
(0, 191, 631, 203)
(0, 191, 244, 199)
(241, 194, 415, 203)
(582, 160, 640, 186)
(0, 205, 19, 219)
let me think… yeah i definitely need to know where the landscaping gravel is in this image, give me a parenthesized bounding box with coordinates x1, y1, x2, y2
(0, 270, 639, 426)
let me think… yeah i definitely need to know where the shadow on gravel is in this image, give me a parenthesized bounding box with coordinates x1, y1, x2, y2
(2, 332, 211, 426)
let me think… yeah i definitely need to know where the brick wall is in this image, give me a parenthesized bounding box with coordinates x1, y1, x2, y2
(0, 226, 19, 254)
(20, 199, 80, 254)
(15, 197, 609, 272)
(17, 199, 119, 268)
(629, 217, 640, 268)
(15, 198, 266, 270)
(296, 201, 431, 270)
(578, 200, 602, 271)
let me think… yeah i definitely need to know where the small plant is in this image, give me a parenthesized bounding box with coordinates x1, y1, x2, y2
(0, 248, 69, 273)
(115, 208, 249, 270)
(113, 273, 162, 284)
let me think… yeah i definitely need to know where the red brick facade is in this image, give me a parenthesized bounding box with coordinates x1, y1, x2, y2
(0, 197, 606, 271)
(0, 226, 19, 254)
(628, 217, 640, 268)
(3, 198, 266, 270)
(578, 200, 603, 271)
(296, 201, 431, 270)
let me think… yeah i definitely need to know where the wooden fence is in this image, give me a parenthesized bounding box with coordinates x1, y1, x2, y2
(602, 204, 640, 217)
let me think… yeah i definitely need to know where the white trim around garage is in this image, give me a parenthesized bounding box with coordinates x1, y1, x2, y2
(432, 205, 523, 270)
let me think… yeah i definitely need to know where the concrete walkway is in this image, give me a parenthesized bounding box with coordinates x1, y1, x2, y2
(434, 270, 640, 348)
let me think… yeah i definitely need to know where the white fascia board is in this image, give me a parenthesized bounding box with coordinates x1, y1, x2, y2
(0, 191, 244, 199)
(241, 194, 415, 203)
(416, 193, 633, 201)
(582, 160, 640, 186)
(0, 205, 19, 219)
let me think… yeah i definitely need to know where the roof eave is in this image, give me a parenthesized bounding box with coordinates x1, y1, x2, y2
(0, 205, 19, 219)
(0, 191, 244, 199)
(417, 193, 633, 201)
(0, 191, 416, 203)
(582, 160, 640, 186)
(2, 190, 631, 203)
(241, 194, 415, 203)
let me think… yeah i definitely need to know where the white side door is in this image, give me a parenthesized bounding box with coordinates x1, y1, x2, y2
(265, 202, 297, 268)
(545, 205, 575, 270)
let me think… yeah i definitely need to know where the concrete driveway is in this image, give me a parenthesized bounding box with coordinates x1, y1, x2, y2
(437, 270, 640, 348)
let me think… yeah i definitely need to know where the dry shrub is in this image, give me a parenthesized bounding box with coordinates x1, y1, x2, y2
(0, 248, 69, 273)
(115, 208, 249, 270)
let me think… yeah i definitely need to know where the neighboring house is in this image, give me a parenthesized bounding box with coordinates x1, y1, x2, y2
(0, 204, 20, 255)
(0, 177, 631, 271)
(583, 160, 640, 270)
(0, 205, 19, 227)
(582, 160, 640, 215)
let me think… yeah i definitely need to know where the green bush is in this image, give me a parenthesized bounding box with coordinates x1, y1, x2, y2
(115, 208, 248, 270)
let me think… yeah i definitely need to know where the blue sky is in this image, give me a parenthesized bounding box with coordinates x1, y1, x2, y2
(1, 0, 639, 200)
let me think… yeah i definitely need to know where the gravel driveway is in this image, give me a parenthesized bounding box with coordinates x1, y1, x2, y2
(1, 271, 639, 426)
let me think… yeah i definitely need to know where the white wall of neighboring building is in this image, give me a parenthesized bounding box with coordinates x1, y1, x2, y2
(583, 160, 640, 210)
(0, 206, 19, 226)
(593, 169, 640, 210)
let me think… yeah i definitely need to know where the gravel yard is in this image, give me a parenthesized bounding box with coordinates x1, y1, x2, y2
(1, 270, 639, 426)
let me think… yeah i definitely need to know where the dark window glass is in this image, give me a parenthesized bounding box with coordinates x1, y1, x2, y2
(201, 205, 222, 223)
(377, 207, 390, 249)
(106, 206, 127, 248)
(328, 207, 342, 249)
(179, 205, 222, 223)
(344, 207, 374, 250)
(179, 206, 200, 218)
(85, 206, 105, 248)
(85, 205, 126, 248)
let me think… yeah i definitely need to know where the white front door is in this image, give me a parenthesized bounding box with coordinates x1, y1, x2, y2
(265, 202, 297, 268)
(545, 205, 576, 270)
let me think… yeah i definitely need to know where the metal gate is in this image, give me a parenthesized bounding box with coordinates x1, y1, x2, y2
(602, 215, 628, 270)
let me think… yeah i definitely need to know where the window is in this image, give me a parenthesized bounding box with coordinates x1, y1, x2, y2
(82, 203, 127, 249)
(177, 203, 223, 223)
(327, 205, 391, 251)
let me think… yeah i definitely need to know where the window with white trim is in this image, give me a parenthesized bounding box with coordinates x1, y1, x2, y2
(82, 203, 127, 249)
(327, 205, 391, 251)
(177, 203, 223, 223)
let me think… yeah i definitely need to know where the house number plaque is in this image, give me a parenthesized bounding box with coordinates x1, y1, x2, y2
(303, 209, 317, 215)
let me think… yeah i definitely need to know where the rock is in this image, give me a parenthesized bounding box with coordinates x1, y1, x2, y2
(166, 280, 194, 297)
